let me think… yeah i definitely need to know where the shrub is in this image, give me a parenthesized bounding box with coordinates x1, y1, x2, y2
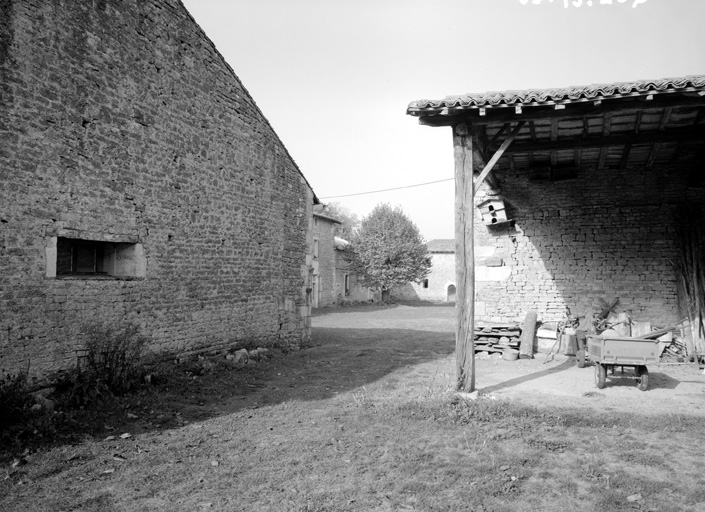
(82, 323, 147, 394)
(55, 323, 147, 406)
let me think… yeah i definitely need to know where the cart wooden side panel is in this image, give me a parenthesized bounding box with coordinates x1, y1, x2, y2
(586, 336, 659, 365)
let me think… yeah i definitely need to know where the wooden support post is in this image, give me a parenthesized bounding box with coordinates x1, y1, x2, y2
(454, 123, 475, 392)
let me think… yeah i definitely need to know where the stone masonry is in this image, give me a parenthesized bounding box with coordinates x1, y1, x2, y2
(473, 161, 703, 327)
(394, 164, 702, 329)
(0, 0, 315, 382)
(311, 212, 339, 308)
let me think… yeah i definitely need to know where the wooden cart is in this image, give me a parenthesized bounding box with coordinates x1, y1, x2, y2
(584, 335, 659, 391)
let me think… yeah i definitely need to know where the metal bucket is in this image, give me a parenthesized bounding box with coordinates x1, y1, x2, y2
(502, 348, 519, 361)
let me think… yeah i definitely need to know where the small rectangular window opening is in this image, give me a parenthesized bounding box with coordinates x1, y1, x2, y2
(344, 274, 350, 296)
(57, 238, 107, 275)
(423, 279, 429, 289)
(53, 237, 145, 278)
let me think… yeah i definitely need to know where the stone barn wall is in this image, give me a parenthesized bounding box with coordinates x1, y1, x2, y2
(0, 0, 314, 382)
(474, 162, 704, 327)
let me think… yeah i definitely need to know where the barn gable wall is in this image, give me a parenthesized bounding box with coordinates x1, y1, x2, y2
(0, 0, 313, 381)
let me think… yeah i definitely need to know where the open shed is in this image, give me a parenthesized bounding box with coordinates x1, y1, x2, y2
(407, 75, 705, 391)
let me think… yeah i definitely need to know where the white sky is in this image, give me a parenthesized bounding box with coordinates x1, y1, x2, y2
(181, 0, 705, 241)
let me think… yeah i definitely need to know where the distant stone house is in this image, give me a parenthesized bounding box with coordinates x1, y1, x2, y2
(333, 237, 379, 305)
(0, 0, 318, 382)
(311, 212, 341, 308)
(311, 212, 378, 307)
(392, 239, 456, 303)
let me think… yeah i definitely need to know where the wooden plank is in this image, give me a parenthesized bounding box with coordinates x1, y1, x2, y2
(454, 123, 475, 393)
(473, 121, 525, 196)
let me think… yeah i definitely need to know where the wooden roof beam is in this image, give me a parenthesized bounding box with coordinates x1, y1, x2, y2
(491, 126, 705, 154)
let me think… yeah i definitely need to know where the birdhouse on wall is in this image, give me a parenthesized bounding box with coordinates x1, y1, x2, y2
(477, 198, 509, 226)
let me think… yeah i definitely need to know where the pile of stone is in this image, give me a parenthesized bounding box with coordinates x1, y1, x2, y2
(474, 324, 522, 354)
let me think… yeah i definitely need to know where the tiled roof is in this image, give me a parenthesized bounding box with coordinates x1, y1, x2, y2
(426, 239, 455, 253)
(408, 75, 705, 112)
(313, 212, 342, 224)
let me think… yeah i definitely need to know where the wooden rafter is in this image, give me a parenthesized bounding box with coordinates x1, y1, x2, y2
(598, 147, 608, 169)
(646, 143, 659, 169)
(659, 108, 672, 131)
(488, 123, 510, 148)
(491, 126, 705, 154)
(634, 111, 643, 134)
(619, 144, 631, 169)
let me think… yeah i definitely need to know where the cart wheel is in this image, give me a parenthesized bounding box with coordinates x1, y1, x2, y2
(637, 366, 649, 391)
(595, 364, 606, 389)
(577, 349, 586, 368)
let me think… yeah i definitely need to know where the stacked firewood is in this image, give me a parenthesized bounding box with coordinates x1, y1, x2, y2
(632, 322, 699, 363)
(474, 324, 521, 354)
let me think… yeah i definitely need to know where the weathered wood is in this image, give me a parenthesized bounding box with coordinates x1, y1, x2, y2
(472, 121, 525, 196)
(490, 126, 705, 154)
(454, 123, 475, 392)
(519, 311, 537, 359)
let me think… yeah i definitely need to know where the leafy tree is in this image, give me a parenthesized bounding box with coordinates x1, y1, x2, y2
(344, 204, 431, 298)
(318, 202, 359, 241)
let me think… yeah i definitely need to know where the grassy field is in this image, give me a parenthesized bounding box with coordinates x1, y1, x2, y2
(2, 304, 704, 511)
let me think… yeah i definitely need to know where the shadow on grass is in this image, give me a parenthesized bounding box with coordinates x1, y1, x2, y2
(3, 325, 454, 459)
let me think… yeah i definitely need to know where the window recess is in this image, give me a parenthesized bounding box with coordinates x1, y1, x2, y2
(47, 237, 145, 278)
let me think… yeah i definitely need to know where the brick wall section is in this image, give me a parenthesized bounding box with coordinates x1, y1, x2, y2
(0, 0, 314, 381)
(474, 162, 704, 326)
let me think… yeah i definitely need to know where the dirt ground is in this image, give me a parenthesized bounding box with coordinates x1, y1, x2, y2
(314, 303, 705, 418)
(4, 302, 705, 511)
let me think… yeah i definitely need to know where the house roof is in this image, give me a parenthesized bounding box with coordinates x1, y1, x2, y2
(313, 212, 342, 224)
(407, 75, 705, 186)
(426, 239, 455, 253)
(408, 76, 705, 113)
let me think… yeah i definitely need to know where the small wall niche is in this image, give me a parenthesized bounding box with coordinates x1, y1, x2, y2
(46, 237, 146, 278)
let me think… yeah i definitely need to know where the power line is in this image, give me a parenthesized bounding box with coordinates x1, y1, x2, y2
(319, 177, 453, 200)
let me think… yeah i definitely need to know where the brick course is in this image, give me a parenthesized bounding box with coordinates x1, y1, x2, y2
(0, 0, 314, 382)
